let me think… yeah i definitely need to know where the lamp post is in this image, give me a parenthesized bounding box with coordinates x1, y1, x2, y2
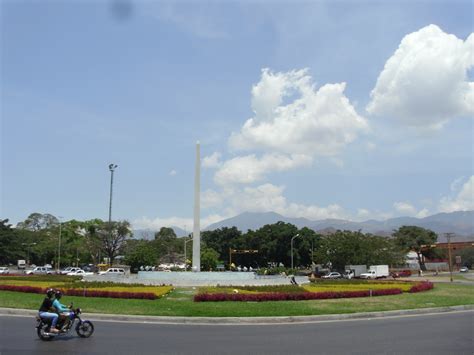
(291, 233, 300, 270)
(22, 242, 37, 266)
(445, 233, 454, 282)
(108, 163, 118, 266)
(57, 216, 63, 272)
(184, 235, 193, 272)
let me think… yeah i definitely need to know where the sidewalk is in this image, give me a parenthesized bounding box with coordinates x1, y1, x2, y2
(1, 305, 472, 325)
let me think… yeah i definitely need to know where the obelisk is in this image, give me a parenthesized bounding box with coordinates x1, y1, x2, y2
(192, 141, 201, 272)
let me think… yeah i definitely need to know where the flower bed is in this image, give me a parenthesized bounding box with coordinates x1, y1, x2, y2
(409, 281, 434, 293)
(0, 284, 157, 300)
(194, 288, 403, 302)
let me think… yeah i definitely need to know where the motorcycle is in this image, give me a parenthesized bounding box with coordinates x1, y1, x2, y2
(36, 305, 94, 341)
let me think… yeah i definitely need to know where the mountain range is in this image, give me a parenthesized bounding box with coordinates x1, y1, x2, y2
(205, 210, 474, 242)
(134, 210, 474, 242)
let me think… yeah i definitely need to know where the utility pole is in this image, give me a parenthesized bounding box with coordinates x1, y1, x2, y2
(445, 233, 455, 282)
(108, 164, 118, 266)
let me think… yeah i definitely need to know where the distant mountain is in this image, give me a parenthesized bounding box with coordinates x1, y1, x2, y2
(205, 211, 474, 241)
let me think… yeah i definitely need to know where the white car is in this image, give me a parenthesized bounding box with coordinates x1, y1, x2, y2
(99, 268, 125, 276)
(0, 267, 10, 274)
(460, 266, 469, 273)
(26, 267, 54, 275)
(322, 272, 342, 279)
(67, 269, 94, 276)
(61, 267, 82, 275)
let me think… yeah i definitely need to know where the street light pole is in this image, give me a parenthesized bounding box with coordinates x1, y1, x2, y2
(291, 233, 300, 270)
(108, 164, 118, 266)
(445, 233, 455, 282)
(22, 242, 37, 266)
(184, 235, 193, 272)
(57, 217, 63, 272)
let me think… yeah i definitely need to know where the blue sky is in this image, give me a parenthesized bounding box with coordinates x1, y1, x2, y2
(1, 0, 473, 229)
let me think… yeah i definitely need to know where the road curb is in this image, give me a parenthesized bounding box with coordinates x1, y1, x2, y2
(1, 305, 473, 325)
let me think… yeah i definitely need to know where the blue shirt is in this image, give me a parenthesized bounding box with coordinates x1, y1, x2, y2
(52, 299, 69, 313)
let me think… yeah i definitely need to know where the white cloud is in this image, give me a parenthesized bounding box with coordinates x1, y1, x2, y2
(214, 153, 312, 185)
(202, 152, 222, 168)
(393, 201, 430, 218)
(439, 176, 474, 212)
(229, 68, 369, 156)
(367, 25, 474, 129)
(169, 169, 177, 176)
(132, 214, 227, 231)
(208, 183, 347, 221)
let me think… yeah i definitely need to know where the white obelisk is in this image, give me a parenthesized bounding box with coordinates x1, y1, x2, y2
(192, 141, 201, 272)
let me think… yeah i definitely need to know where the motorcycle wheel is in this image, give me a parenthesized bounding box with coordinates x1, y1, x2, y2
(37, 323, 54, 341)
(76, 321, 94, 338)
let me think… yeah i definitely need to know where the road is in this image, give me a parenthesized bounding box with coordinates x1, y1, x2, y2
(0, 311, 472, 354)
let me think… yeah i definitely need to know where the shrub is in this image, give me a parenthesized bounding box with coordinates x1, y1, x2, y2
(194, 288, 403, 302)
(0, 284, 44, 294)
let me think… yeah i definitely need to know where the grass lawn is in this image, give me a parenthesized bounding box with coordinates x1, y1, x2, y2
(0, 283, 472, 317)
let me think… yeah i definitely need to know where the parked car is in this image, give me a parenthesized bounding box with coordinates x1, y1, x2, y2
(99, 268, 125, 276)
(26, 267, 54, 275)
(67, 269, 94, 276)
(60, 267, 82, 275)
(0, 267, 10, 274)
(322, 272, 342, 279)
(460, 266, 469, 273)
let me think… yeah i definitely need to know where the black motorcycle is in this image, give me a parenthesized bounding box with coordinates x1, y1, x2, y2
(36, 306, 94, 341)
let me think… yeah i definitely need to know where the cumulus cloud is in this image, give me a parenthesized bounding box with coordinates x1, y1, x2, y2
(169, 169, 177, 176)
(202, 152, 222, 168)
(229, 68, 368, 156)
(214, 153, 312, 185)
(367, 25, 474, 129)
(133, 214, 226, 231)
(439, 176, 474, 212)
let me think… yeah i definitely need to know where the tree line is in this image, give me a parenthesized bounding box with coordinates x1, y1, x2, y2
(3, 212, 468, 271)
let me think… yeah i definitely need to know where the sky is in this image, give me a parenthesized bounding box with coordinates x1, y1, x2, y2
(1, 0, 473, 230)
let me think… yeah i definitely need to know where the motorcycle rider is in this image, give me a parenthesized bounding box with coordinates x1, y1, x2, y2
(38, 288, 59, 333)
(52, 290, 74, 330)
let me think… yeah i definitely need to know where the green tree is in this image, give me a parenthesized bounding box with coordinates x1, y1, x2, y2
(201, 247, 220, 271)
(393, 226, 438, 270)
(124, 240, 157, 272)
(101, 220, 132, 265)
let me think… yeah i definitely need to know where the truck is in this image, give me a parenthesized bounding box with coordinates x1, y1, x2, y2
(17, 260, 26, 270)
(344, 265, 367, 279)
(360, 265, 389, 279)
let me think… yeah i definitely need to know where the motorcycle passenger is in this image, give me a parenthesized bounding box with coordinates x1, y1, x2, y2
(38, 288, 59, 333)
(52, 290, 74, 329)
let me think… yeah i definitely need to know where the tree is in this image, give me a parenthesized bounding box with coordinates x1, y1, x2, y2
(17, 213, 59, 231)
(393, 226, 438, 271)
(101, 220, 132, 265)
(201, 247, 220, 271)
(124, 240, 157, 272)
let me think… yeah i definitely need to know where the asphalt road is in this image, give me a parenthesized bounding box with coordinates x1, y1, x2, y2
(0, 311, 472, 354)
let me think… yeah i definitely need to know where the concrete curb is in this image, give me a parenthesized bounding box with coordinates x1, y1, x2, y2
(1, 305, 473, 325)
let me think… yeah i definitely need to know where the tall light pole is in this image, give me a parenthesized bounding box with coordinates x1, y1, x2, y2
(108, 163, 118, 265)
(291, 233, 300, 270)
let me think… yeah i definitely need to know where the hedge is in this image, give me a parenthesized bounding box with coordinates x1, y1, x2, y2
(194, 288, 403, 302)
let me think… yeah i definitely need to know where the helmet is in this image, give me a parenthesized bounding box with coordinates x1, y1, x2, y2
(46, 288, 55, 298)
(54, 290, 62, 299)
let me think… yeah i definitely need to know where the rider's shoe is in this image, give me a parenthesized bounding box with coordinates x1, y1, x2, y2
(49, 328, 59, 334)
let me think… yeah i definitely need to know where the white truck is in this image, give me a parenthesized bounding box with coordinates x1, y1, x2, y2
(360, 265, 389, 279)
(344, 265, 367, 279)
(17, 260, 26, 270)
